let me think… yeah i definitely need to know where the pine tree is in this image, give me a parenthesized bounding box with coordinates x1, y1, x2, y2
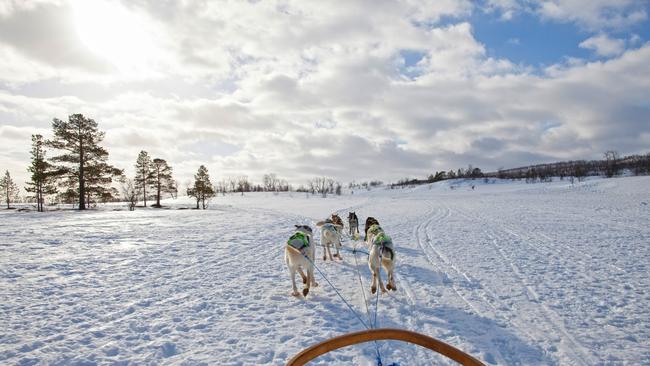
(25, 134, 58, 212)
(151, 158, 175, 207)
(83, 162, 122, 206)
(47, 114, 122, 210)
(187, 165, 214, 209)
(0, 170, 20, 209)
(134, 150, 153, 207)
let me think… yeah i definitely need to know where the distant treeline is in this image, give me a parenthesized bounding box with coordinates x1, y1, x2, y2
(3, 113, 649, 211)
(391, 151, 650, 188)
(1, 113, 346, 211)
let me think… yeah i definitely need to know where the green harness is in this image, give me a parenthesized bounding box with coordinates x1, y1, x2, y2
(368, 224, 383, 236)
(287, 231, 310, 251)
(373, 233, 395, 260)
(373, 233, 392, 247)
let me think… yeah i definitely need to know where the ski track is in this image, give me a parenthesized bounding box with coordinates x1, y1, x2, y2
(1, 176, 649, 365)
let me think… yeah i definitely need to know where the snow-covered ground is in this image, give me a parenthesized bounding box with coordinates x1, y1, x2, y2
(1, 176, 649, 365)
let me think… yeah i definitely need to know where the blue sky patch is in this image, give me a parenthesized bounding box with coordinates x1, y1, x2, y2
(468, 7, 650, 69)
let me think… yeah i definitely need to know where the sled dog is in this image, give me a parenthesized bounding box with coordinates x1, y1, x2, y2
(285, 225, 318, 297)
(316, 219, 344, 261)
(368, 231, 397, 294)
(330, 213, 344, 234)
(348, 212, 359, 237)
(364, 216, 380, 240)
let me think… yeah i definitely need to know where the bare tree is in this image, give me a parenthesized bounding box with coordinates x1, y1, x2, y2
(237, 175, 250, 195)
(603, 150, 620, 178)
(310, 177, 333, 197)
(227, 177, 237, 193)
(120, 177, 140, 211)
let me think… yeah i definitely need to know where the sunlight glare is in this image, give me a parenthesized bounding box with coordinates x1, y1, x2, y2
(72, 0, 157, 75)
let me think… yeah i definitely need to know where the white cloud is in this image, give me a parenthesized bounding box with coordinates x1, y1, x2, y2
(535, 0, 647, 30)
(483, 0, 647, 31)
(1, 0, 649, 190)
(579, 33, 626, 57)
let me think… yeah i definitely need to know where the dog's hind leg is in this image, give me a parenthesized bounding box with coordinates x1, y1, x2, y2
(377, 270, 387, 294)
(385, 263, 395, 291)
(371, 269, 378, 294)
(388, 270, 397, 291)
(326, 243, 334, 261)
(370, 257, 379, 294)
(303, 268, 311, 297)
(297, 267, 308, 284)
(290, 268, 300, 297)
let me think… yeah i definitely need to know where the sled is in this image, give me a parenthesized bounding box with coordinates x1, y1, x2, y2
(286, 328, 485, 365)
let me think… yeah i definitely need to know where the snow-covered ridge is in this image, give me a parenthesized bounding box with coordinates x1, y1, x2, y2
(1, 176, 649, 365)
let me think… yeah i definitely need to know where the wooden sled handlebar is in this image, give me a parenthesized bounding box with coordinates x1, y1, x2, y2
(286, 328, 485, 365)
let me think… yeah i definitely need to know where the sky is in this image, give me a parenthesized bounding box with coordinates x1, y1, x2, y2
(1, 0, 649, 189)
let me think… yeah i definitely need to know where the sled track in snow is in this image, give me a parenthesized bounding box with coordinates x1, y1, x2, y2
(451, 205, 595, 366)
(414, 204, 520, 365)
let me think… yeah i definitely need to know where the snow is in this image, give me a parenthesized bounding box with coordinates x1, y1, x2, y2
(1, 176, 649, 365)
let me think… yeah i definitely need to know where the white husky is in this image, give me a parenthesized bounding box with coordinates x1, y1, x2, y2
(316, 220, 344, 261)
(367, 228, 397, 294)
(285, 225, 318, 297)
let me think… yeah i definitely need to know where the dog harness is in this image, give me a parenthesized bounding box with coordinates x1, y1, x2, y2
(287, 232, 310, 253)
(367, 224, 383, 236)
(322, 223, 338, 233)
(373, 233, 395, 260)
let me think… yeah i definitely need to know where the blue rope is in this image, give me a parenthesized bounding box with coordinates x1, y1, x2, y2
(301, 237, 390, 365)
(341, 245, 369, 256)
(303, 254, 370, 330)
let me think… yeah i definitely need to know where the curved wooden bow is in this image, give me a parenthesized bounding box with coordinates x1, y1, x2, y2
(286, 328, 485, 365)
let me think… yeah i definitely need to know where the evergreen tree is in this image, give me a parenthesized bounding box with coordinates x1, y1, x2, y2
(83, 161, 122, 206)
(187, 165, 214, 209)
(134, 150, 153, 207)
(151, 158, 175, 207)
(47, 114, 122, 210)
(0, 170, 20, 209)
(25, 134, 58, 212)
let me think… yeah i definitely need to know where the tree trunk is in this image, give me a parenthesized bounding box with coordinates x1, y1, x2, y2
(156, 180, 161, 206)
(37, 183, 42, 212)
(79, 141, 86, 210)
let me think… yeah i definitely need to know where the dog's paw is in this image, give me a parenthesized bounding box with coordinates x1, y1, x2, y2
(371, 286, 377, 294)
(302, 288, 310, 297)
(386, 284, 392, 291)
(291, 291, 300, 297)
(323, 256, 327, 261)
(302, 277, 307, 284)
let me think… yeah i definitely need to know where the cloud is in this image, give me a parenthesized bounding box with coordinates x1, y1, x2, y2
(1, 0, 649, 190)
(579, 33, 626, 57)
(536, 0, 647, 30)
(483, 0, 648, 31)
